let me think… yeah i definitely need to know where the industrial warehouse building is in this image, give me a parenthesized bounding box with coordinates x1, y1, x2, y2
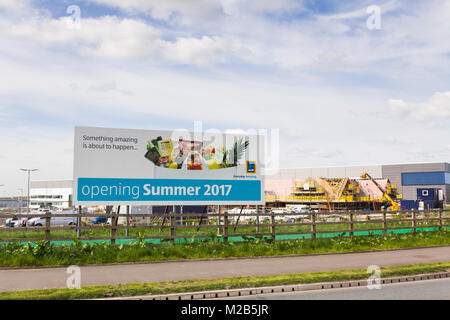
(29, 180, 73, 209)
(24, 162, 449, 210)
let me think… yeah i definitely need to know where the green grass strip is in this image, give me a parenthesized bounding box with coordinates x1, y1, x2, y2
(1, 230, 450, 268)
(1, 262, 449, 300)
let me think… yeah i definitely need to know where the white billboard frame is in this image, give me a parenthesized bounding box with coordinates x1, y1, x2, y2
(73, 126, 265, 206)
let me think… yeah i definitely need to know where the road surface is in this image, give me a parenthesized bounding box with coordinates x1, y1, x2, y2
(0, 246, 449, 292)
(227, 278, 450, 300)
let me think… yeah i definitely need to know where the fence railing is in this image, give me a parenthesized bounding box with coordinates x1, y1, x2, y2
(0, 209, 448, 245)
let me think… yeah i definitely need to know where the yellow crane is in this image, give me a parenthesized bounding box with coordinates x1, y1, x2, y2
(361, 172, 400, 211)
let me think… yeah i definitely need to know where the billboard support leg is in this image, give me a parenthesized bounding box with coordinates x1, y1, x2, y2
(197, 208, 205, 232)
(169, 207, 175, 244)
(256, 205, 260, 233)
(111, 205, 119, 245)
(233, 205, 244, 231)
(217, 205, 221, 235)
(160, 206, 168, 233)
(126, 205, 130, 237)
(77, 205, 81, 238)
(180, 205, 184, 226)
(223, 209, 229, 242)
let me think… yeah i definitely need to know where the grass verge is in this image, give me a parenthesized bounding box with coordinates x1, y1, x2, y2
(1, 262, 449, 300)
(1, 230, 450, 268)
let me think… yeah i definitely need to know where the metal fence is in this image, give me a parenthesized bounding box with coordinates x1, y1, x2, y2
(0, 209, 448, 244)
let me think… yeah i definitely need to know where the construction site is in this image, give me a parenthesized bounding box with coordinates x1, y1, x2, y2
(264, 162, 449, 211)
(265, 172, 402, 211)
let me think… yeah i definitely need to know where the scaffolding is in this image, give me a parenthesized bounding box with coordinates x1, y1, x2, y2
(265, 175, 402, 211)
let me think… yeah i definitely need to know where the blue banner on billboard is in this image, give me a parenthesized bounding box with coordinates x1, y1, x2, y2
(77, 178, 262, 202)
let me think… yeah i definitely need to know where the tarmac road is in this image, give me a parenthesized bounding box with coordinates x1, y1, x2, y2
(227, 278, 450, 300)
(0, 246, 449, 292)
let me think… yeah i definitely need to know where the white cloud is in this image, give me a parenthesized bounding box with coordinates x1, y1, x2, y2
(0, 0, 450, 194)
(0, 125, 74, 196)
(389, 92, 450, 122)
(86, 0, 303, 25)
(284, 129, 304, 139)
(85, 0, 224, 26)
(0, 0, 31, 12)
(88, 81, 133, 95)
(4, 15, 162, 59)
(0, 13, 233, 65)
(317, 0, 400, 20)
(163, 36, 230, 66)
(383, 135, 410, 145)
(2, 0, 450, 73)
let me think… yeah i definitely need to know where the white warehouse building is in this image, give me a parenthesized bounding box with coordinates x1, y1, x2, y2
(30, 180, 73, 209)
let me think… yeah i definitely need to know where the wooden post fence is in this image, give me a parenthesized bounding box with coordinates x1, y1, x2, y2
(349, 213, 354, 237)
(110, 206, 119, 245)
(438, 210, 442, 231)
(311, 211, 316, 240)
(126, 205, 130, 237)
(77, 205, 82, 238)
(270, 209, 276, 242)
(0, 209, 445, 245)
(256, 205, 260, 233)
(169, 211, 176, 244)
(223, 210, 229, 243)
(45, 212, 51, 241)
(217, 205, 221, 235)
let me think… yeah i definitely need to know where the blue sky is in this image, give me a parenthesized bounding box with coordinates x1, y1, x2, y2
(0, 0, 449, 195)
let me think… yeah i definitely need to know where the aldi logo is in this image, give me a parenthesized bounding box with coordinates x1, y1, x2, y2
(246, 161, 256, 174)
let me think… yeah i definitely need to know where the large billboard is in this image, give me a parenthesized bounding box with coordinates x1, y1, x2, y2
(73, 126, 265, 205)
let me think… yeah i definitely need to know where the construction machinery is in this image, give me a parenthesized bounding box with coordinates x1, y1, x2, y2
(265, 174, 402, 211)
(360, 172, 400, 211)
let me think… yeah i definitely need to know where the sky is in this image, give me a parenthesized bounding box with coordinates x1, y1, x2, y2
(0, 0, 449, 196)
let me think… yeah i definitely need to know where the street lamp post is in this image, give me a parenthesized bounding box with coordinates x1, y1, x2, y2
(18, 188, 23, 213)
(0, 185, 4, 198)
(0, 185, 4, 209)
(20, 169, 38, 214)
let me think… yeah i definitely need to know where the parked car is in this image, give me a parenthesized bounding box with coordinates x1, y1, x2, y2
(282, 215, 297, 223)
(5, 212, 33, 227)
(289, 206, 311, 214)
(92, 216, 108, 224)
(325, 215, 344, 222)
(26, 211, 77, 227)
(6, 216, 28, 228)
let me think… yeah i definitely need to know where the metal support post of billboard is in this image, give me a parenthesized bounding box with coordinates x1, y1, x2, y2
(160, 206, 168, 233)
(223, 209, 229, 242)
(173, 205, 176, 223)
(217, 205, 221, 235)
(126, 205, 130, 237)
(233, 205, 244, 231)
(111, 206, 119, 245)
(169, 207, 175, 244)
(197, 213, 204, 231)
(256, 205, 260, 233)
(349, 212, 354, 237)
(77, 205, 82, 238)
(270, 208, 276, 242)
(180, 205, 184, 226)
(311, 211, 316, 240)
(45, 212, 51, 242)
